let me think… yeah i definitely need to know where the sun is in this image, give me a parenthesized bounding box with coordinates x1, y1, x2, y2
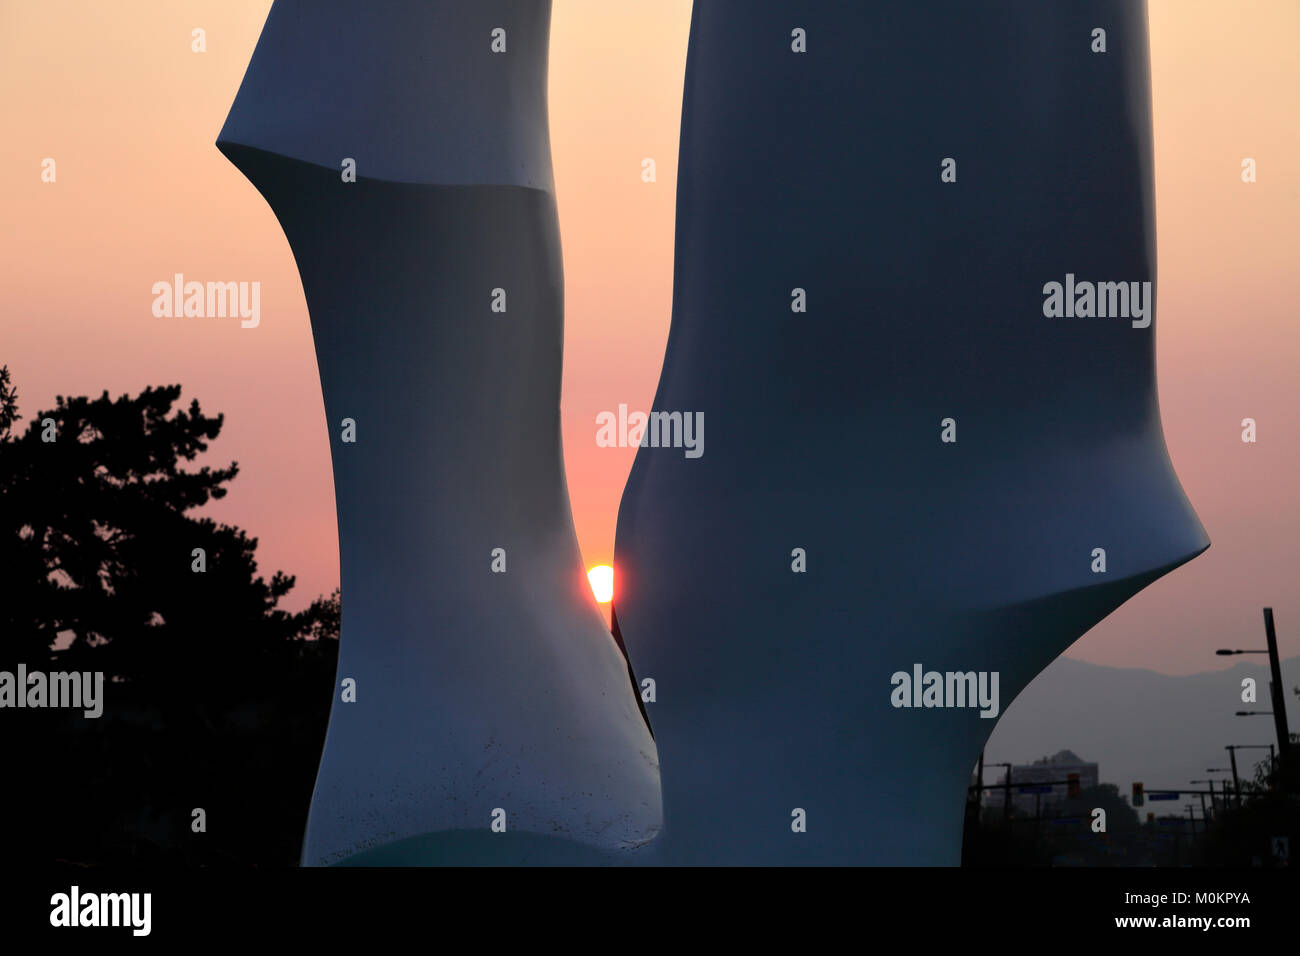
(587, 564, 614, 604)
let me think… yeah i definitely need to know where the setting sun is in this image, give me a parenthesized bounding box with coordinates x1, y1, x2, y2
(587, 564, 614, 604)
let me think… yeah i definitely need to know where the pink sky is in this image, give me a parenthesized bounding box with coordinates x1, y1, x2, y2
(1, 1, 1296, 674)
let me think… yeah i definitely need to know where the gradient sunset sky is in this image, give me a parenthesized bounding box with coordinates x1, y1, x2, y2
(1, 1, 1296, 674)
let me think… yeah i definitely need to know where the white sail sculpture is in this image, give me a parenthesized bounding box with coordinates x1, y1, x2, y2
(218, 0, 661, 865)
(611, 0, 1209, 864)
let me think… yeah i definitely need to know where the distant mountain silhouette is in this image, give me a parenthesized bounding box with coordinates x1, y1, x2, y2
(985, 655, 1299, 793)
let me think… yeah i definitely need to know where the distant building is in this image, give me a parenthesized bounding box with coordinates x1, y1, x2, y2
(982, 749, 1100, 814)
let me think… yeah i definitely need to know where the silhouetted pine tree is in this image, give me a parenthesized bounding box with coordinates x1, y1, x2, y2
(0, 368, 338, 865)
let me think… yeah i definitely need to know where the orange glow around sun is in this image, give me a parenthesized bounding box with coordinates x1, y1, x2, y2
(587, 565, 614, 604)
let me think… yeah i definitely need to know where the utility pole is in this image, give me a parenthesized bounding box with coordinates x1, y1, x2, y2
(1263, 608, 1290, 767)
(1226, 747, 1241, 806)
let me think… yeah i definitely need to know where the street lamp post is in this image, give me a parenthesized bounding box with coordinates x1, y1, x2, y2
(1189, 781, 1211, 819)
(1264, 609, 1291, 764)
(1206, 770, 1234, 812)
(1217, 607, 1291, 772)
(1226, 744, 1278, 796)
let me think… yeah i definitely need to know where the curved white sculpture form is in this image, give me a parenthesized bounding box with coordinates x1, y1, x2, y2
(219, 0, 660, 866)
(612, 0, 1209, 864)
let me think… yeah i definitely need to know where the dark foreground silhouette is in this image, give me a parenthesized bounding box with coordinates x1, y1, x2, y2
(2, 365, 1289, 867)
(0, 366, 338, 866)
